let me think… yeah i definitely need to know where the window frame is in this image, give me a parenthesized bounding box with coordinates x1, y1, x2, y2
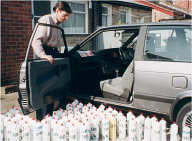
(101, 4, 112, 26)
(32, 1, 51, 28)
(120, 10, 127, 24)
(143, 25, 192, 63)
(65, 1, 88, 35)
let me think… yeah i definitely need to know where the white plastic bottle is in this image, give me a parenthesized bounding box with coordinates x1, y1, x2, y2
(42, 119, 51, 141)
(128, 117, 137, 141)
(79, 122, 89, 141)
(182, 125, 191, 141)
(69, 123, 78, 141)
(118, 114, 126, 139)
(126, 110, 134, 136)
(89, 117, 99, 141)
(21, 121, 31, 141)
(50, 117, 57, 141)
(151, 115, 157, 126)
(54, 121, 61, 141)
(58, 123, 67, 141)
(11, 121, 20, 141)
(170, 122, 178, 141)
(31, 120, 42, 141)
(29, 118, 36, 141)
(144, 116, 151, 141)
(150, 115, 158, 141)
(0, 114, 4, 141)
(101, 117, 109, 141)
(98, 104, 105, 112)
(136, 114, 145, 141)
(153, 120, 160, 141)
(5, 118, 12, 141)
(159, 118, 167, 141)
(72, 99, 79, 108)
(112, 108, 118, 118)
(139, 114, 145, 140)
(87, 102, 92, 110)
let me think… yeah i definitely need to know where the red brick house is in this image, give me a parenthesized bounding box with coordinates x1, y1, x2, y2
(136, 0, 192, 21)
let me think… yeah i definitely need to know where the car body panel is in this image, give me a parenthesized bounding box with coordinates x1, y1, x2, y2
(169, 90, 192, 120)
(134, 61, 192, 99)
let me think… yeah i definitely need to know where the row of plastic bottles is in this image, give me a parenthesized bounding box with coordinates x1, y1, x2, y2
(0, 101, 191, 141)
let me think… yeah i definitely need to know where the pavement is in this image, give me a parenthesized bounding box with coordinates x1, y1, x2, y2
(0, 91, 36, 119)
(0, 91, 181, 141)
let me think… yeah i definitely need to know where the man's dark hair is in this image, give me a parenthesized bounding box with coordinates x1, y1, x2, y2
(53, 1, 72, 14)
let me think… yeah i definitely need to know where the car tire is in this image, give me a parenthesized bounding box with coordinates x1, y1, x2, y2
(176, 102, 192, 136)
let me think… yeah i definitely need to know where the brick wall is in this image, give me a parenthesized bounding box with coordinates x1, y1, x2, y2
(1, 1, 33, 86)
(174, 0, 192, 12)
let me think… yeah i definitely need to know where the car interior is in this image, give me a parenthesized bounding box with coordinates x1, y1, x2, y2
(69, 28, 139, 102)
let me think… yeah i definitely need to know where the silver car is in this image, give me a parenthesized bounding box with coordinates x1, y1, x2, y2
(19, 22, 192, 135)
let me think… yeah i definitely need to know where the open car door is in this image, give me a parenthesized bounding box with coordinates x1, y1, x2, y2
(18, 23, 71, 115)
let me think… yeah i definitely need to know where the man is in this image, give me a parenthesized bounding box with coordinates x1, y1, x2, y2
(32, 1, 72, 64)
(32, 1, 72, 120)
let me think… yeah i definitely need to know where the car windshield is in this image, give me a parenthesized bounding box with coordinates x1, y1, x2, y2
(144, 26, 192, 62)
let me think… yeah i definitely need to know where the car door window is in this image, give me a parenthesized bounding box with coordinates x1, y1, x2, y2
(78, 29, 137, 57)
(144, 26, 192, 62)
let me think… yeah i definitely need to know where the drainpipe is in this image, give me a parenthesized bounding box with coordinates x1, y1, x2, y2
(91, 0, 95, 32)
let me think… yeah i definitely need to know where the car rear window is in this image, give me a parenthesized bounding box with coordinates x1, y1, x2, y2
(144, 26, 192, 62)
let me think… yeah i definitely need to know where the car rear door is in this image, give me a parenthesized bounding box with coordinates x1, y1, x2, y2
(134, 25, 192, 114)
(18, 23, 71, 114)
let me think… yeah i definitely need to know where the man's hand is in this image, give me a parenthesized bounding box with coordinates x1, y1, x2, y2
(42, 55, 54, 64)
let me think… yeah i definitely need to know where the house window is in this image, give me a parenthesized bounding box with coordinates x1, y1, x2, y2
(32, 1, 51, 27)
(101, 4, 112, 26)
(61, 2, 88, 34)
(132, 15, 143, 24)
(120, 11, 126, 24)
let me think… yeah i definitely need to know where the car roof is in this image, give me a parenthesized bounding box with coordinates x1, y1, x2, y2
(98, 21, 191, 30)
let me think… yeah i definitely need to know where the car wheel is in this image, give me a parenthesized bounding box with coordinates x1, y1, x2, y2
(176, 102, 192, 136)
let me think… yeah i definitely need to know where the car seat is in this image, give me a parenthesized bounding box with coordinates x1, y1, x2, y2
(100, 61, 134, 101)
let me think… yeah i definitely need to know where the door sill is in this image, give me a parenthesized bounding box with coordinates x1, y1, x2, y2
(91, 96, 133, 108)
